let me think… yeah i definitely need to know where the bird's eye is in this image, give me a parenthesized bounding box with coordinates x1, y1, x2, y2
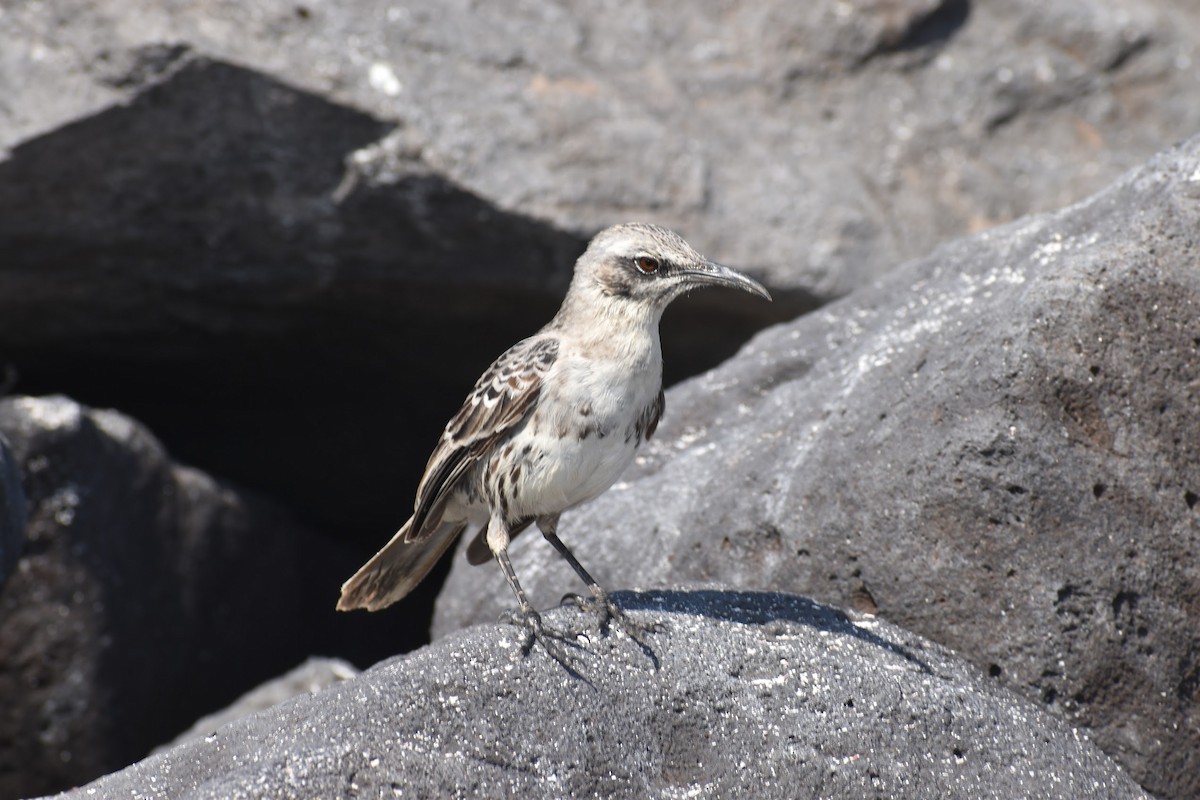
(635, 255, 660, 274)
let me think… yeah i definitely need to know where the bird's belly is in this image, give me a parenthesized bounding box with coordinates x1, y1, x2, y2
(505, 426, 638, 518)
(466, 355, 660, 523)
(548, 432, 634, 506)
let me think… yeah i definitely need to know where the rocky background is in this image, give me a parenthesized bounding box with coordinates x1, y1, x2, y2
(1, 0, 1198, 798)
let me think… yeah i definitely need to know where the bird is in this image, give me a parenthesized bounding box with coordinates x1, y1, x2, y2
(337, 223, 771, 642)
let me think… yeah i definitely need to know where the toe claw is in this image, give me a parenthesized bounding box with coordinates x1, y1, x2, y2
(501, 606, 588, 661)
(559, 592, 587, 609)
(561, 590, 660, 644)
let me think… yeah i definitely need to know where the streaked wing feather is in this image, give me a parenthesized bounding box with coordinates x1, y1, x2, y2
(407, 336, 559, 539)
(644, 386, 665, 440)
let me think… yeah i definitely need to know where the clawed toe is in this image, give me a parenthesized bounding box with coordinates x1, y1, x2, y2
(559, 590, 660, 644)
(501, 607, 544, 652)
(500, 607, 580, 658)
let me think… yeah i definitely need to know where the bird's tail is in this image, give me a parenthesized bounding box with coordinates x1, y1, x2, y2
(337, 517, 467, 612)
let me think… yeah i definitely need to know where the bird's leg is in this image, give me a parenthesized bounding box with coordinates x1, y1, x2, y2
(490, 517, 575, 657)
(495, 546, 542, 633)
(495, 546, 587, 665)
(538, 516, 606, 604)
(537, 516, 656, 642)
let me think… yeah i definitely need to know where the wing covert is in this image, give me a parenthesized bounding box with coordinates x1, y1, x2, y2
(407, 336, 559, 539)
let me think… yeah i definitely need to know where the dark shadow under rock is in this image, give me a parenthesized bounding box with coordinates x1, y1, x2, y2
(159, 657, 360, 753)
(0, 396, 360, 800)
(0, 54, 807, 554)
(0, 435, 23, 590)
(49, 591, 1147, 800)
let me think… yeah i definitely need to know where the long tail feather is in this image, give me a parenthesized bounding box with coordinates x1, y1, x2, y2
(337, 517, 466, 612)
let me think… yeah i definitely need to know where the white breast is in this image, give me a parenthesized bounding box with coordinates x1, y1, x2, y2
(506, 350, 660, 518)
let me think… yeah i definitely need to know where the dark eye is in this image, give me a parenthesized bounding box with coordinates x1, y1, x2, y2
(635, 255, 660, 274)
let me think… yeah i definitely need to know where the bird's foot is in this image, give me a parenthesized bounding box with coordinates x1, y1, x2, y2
(560, 589, 660, 646)
(500, 607, 580, 660)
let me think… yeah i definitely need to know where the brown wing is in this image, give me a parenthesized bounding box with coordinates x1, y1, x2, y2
(406, 335, 559, 540)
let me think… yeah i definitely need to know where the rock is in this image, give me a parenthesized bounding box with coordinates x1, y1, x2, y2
(0, 396, 357, 800)
(161, 657, 360, 751)
(436, 136, 1200, 799)
(47, 592, 1149, 800)
(0, 434, 24, 590)
(0, 48, 800, 550)
(3, 0, 1199, 295)
(1, 0, 1198, 554)
(2, 2, 1198, 795)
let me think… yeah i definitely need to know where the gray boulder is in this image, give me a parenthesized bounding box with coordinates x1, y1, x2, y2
(2, 0, 1199, 547)
(3, 0, 1200, 295)
(0, 433, 24, 590)
(46, 593, 1150, 800)
(0, 396, 353, 800)
(436, 135, 1200, 799)
(161, 657, 360, 752)
(3, 2, 1199, 795)
(0, 49, 798, 549)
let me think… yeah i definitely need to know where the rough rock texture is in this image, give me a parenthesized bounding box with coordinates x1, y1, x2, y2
(2, 1, 1199, 796)
(0, 52, 604, 545)
(437, 137, 1200, 799)
(0, 396, 363, 800)
(161, 657, 360, 752)
(3, 0, 1199, 295)
(0, 435, 23, 591)
(0, 45, 804, 552)
(47, 593, 1150, 800)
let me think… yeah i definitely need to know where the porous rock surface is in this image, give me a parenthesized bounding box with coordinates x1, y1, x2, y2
(2, 1, 1199, 796)
(3, 0, 1199, 296)
(47, 593, 1149, 800)
(2, 0, 1199, 546)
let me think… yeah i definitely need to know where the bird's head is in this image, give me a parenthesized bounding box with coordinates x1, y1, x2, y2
(572, 223, 772, 312)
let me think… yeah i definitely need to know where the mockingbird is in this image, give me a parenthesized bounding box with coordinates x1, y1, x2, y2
(337, 223, 770, 640)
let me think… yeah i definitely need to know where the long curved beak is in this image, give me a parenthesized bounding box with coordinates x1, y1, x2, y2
(677, 260, 773, 301)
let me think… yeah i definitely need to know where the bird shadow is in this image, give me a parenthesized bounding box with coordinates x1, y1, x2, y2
(603, 588, 935, 676)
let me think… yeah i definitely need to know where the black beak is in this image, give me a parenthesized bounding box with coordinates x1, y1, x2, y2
(676, 260, 773, 301)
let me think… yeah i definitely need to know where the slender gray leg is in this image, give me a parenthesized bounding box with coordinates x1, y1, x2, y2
(537, 515, 635, 633)
(488, 515, 544, 649)
(538, 515, 607, 599)
(490, 515, 583, 659)
(536, 516, 658, 663)
(495, 545, 543, 634)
